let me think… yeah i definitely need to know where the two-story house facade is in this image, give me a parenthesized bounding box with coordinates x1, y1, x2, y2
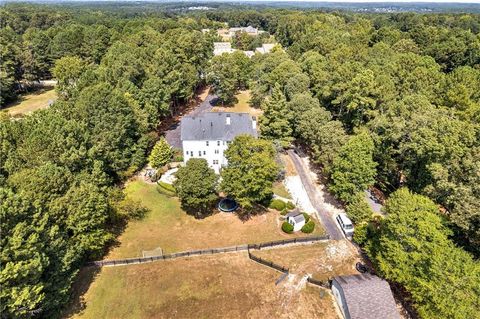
(180, 112, 257, 173)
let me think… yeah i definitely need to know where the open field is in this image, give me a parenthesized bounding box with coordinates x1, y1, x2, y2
(255, 241, 360, 281)
(107, 179, 325, 259)
(212, 90, 262, 117)
(66, 253, 340, 319)
(3, 88, 56, 116)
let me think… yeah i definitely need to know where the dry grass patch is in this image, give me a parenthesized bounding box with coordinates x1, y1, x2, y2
(281, 153, 298, 176)
(3, 88, 56, 116)
(255, 241, 360, 281)
(107, 179, 324, 259)
(66, 253, 339, 319)
(272, 181, 292, 199)
(212, 90, 262, 117)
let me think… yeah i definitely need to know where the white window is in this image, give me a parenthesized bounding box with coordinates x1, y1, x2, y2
(203, 151, 206, 155)
(198, 151, 201, 156)
(206, 141, 209, 146)
(217, 141, 220, 146)
(215, 149, 219, 154)
(213, 160, 219, 164)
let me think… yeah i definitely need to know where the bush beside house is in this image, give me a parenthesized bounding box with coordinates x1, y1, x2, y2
(282, 221, 294, 233)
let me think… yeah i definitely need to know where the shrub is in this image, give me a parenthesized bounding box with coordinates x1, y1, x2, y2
(173, 148, 184, 162)
(301, 220, 315, 233)
(280, 208, 288, 215)
(269, 199, 287, 211)
(149, 137, 173, 169)
(302, 212, 310, 223)
(346, 193, 375, 224)
(157, 181, 176, 196)
(282, 221, 294, 233)
(286, 201, 295, 209)
(353, 222, 369, 245)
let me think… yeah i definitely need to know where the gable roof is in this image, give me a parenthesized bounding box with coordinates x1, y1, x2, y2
(286, 210, 305, 223)
(181, 112, 257, 141)
(333, 274, 400, 319)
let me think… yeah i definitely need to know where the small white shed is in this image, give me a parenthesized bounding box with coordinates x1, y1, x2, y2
(286, 210, 306, 232)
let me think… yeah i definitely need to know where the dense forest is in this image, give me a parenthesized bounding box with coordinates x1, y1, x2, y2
(1, 3, 479, 319)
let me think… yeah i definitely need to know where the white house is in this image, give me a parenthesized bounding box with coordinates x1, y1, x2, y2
(331, 274, 400, 319)
(228, 26, 263, 37)
(286, 210, 306, 232)
(255, 43, 276, 54)
(180, 112, 257, 173)
(213, 42, 236, 56)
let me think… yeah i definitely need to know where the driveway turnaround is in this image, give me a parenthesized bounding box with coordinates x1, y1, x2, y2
(287, 150, 344, 240)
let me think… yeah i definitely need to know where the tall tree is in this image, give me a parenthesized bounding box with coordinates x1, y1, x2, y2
(366, 188, 480, 319)
(220, 135, 279, 211)
(259, 84, 293, 146)
(329, 131, 377, 203)
(173, 158, 218, 218)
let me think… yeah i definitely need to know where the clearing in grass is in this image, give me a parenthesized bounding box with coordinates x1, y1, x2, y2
(65, 253, 340, 319)
(106, 178, 325, 259)
(212, 90, 262, 117)
(3, 88, 57, 116)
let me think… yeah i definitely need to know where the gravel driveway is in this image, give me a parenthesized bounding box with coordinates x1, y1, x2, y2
(287, 150, 344, 240)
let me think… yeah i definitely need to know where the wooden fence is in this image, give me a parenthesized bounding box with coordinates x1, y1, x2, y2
(248, 251, 289, 273)
(248, 235, 329, 250)
(90, 235, 329, 267)
(307, 276, 331, 288)
(91, 244, 249, 267)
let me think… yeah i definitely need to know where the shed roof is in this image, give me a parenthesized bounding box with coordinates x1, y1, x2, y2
(286, 210, 305, 223)
(181, 112, 257, 141)
(333, 274, 400, 319)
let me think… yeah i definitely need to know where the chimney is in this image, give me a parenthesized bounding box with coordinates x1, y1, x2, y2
(226, 114, 231, 125)
(252, 116, 257, 130)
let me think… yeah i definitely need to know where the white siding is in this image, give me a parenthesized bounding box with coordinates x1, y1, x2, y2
(182, 139, 230, 173)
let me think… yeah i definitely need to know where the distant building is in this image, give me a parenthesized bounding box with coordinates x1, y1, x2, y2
(181, 112, 257, 173)
(228, 26, 263, 37)
(255, 43, 276, 54)
(213, 42, 236, 56)
(243, 50, 255, 58)
(331, 274, 400, 319)
(286, 210, 306, 232)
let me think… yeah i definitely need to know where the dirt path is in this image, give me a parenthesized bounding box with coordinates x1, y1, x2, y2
(287, 150, 344, 240)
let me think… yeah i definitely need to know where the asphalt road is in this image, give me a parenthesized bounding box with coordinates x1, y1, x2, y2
(287, 150, 344, 240)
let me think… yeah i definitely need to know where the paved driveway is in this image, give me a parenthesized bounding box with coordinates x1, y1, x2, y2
(287, 150, 344, 240)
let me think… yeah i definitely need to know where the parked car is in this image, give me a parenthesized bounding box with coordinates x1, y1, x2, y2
(336, 213, 354, 238)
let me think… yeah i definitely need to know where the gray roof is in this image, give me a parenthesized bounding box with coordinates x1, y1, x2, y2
(334, 274, 400, 319)
(286, 210, 305, 223)
(181, 112, 257, 141)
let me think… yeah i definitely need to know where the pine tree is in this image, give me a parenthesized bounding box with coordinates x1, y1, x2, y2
(148, 137, 173, 169)
(259, 84, 293, 146)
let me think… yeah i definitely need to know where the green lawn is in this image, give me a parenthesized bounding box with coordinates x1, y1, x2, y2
(107, 179, 324, 259)
(3, 88, 57, 116)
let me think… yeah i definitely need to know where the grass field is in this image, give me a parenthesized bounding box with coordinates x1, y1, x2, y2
(212, 90, 262, 117)
(66, 253, 340, 319)
(255, 241, 360, 281)
(107, 179, 325, 259)
(273, 181, 292, 199)
(3, 88, 56, 116)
